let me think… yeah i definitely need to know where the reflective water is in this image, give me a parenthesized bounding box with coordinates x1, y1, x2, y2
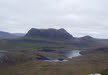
(44, 50, 81, 62)
(44, 57, 68, 62)
(59, 50, 81, 58)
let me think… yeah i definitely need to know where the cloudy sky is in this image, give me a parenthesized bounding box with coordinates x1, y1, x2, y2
(0, 0, 108, 38)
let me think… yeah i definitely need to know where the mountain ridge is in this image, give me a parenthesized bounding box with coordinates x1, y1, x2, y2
(25, 28, 74, 40)
(0, 28, 107, 50)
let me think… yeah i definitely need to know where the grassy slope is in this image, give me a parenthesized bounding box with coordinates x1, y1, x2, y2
(0, 38, 81, 51)
(0, 37, 102, 51)
(101, 69, 108, 75)
(0, 38, 108, 75)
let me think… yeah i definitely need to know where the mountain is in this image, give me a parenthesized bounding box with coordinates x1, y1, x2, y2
(81, 36, 94, 40)
(69, 35, 103, 48)
(0, 28, 107, 50)
(79, 36, 98, 45)
(24, 28, 105, 48)
(0, 31, 21, 39)
(25, 28, 74, 40)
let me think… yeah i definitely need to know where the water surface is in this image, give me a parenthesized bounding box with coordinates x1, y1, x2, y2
(44, 57, 68, 62)
(58, 50, 81, 58)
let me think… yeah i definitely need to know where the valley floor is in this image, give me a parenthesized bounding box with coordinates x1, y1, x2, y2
(0, 50, 108, 75)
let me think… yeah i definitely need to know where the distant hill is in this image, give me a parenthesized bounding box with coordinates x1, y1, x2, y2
(0, 31, 21, 39)
(76, 36, 100, 47)
(12, 33, 26, 36)
(25, 28, 74, 40)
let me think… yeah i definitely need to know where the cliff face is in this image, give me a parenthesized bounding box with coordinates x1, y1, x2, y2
(25, 28, 74, 40)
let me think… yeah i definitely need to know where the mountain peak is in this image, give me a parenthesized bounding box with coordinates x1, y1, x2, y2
(25, 28, 73, 40)
(81, 35, 93, 39)
(58, 28, 67, 33)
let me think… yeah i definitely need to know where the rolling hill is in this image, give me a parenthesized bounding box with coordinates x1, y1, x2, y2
(0, 31, 22, 39)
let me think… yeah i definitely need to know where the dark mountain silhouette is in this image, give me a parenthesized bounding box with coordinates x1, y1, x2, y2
(25, 28, 74, 40)
(24, 28, 105, 48)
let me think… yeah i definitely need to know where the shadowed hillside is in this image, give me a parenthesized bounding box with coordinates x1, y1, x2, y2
(25, 28, 74, 40)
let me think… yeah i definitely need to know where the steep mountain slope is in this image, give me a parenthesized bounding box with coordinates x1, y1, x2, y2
(25, 28, 74, 40)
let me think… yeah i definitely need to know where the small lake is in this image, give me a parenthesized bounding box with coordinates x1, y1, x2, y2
(0, 50, 82, 62)
(44, 57, 68, 62)
(58, 50, 81, 58)
(43, 50, 82, 62)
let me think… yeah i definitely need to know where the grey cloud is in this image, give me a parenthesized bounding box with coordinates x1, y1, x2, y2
(0, 0, 108, 38)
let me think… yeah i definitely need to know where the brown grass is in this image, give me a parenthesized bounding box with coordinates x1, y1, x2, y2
(0, 51, 108, 75)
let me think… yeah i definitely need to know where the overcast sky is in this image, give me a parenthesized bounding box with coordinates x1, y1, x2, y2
(0, 0, 108, 38)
